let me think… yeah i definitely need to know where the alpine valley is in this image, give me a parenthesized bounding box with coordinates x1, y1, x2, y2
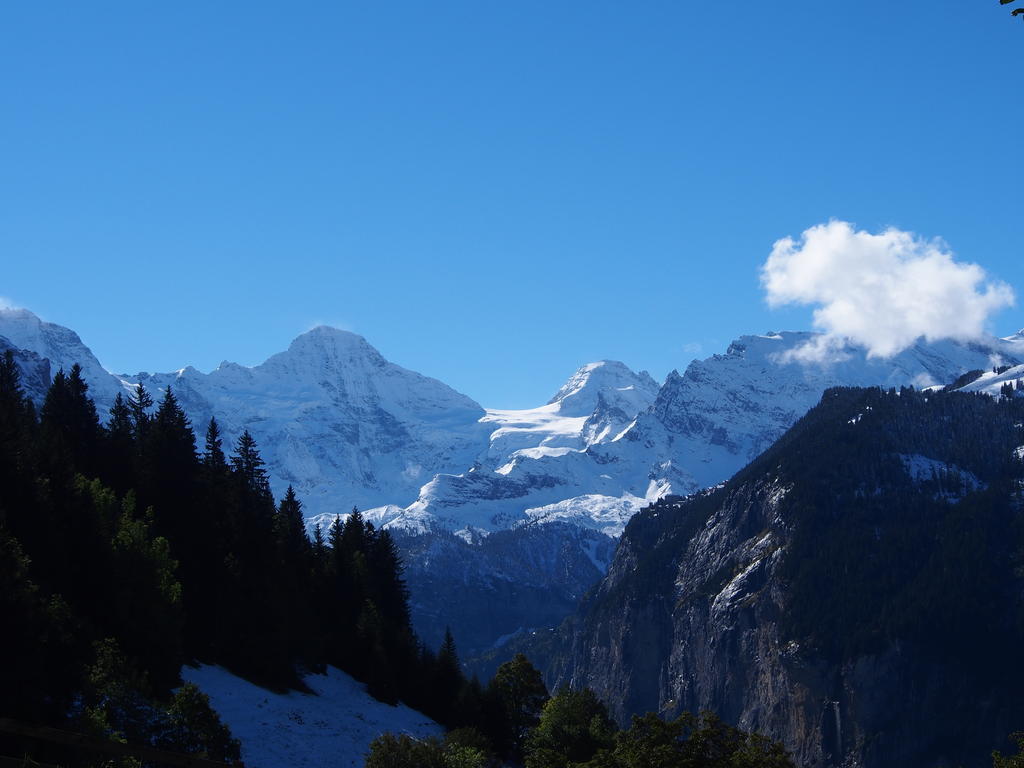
(3, 306, 1022, 659)
(4, 305, 1024, 767)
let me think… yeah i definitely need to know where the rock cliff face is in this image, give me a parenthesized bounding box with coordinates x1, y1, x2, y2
(546, 387, 1024, 768)
(5, 305, 1024, 675)
(393, 522, 616, 656)
(0, 334, 51, 400)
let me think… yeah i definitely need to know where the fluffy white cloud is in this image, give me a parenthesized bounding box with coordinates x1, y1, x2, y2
(761, 220, 1015, 360)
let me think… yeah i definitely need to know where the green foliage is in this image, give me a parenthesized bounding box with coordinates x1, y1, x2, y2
(365, 733, 447, 768)
(0, 356, 468, 763)
(610, 712, 687, 768)
(485, 653, 549, 758)
(524, 687, 616, 768)
(71, 640, 240, 764)
(364, 730, 493, 768)
(0, 528, 80, 722)
(771, 388, 1024, 663)
(995, 733, 1024, 767)
(160, 683, 241, 761)
(1002, 0, 1024, 20)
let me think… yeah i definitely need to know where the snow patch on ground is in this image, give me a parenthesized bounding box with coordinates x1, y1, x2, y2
(957, 364, 1024, 397)
(899, 454, 983, 489)
(181, 665, 441, 768)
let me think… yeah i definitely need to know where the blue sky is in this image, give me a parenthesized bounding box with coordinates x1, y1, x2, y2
(2, 2, 1022, 407)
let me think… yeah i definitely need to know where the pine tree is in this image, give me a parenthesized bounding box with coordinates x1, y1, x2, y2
(141, 387, 199, 547)
(432, 628, 465, 726)
(128, 382, 154, 438)
(312, 522, 327, 567)
(231, 430, 271, 499)
(0, 351, 38, 535)
(104, 392, 136, 493)
(40, 365, 101, 477)
(275, 486, 309, 568)
(203, 417, 226, 471)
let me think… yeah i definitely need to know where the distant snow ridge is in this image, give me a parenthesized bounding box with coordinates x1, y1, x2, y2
(0, 308, 125, 405)
(2, 307, 1021, 539)
(0, 309, 490, 518)
(364, 331, 1022, 537)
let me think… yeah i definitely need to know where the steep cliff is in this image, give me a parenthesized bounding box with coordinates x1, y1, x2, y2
(546, 387, 1024, 768)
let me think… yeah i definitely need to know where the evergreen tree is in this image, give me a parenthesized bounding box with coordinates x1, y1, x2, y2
(128, 381, 154, 438)
(231, 429, 272, 499)
(40, 365, 101, 477)
(524, 687, 615, 768)
(202, 416, 226, 471)
(275, 486, 310, 568)
(104, 392, 136, 494)
(431, 628, 466, 725)
(0, 528, 80, 723)
(487, 653, 549, 758)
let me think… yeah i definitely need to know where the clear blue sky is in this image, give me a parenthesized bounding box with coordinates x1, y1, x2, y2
(2, 2, 1022, 407)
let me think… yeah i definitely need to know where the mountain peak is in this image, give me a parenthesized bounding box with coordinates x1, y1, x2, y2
(550, 360, 661, 418)
(0, 306, 121, 404)
(290, 325, 372, 350)
(255, 326, 387, 376)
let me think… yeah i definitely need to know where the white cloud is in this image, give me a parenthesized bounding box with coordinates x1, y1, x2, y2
(761, 220, 1015, 360)
(681, 341, 704, 358)
(0, 296, 19, 310)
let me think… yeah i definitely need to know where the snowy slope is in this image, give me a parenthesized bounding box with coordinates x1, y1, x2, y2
(0, 309, 490, 518)
(480, 360, 660, 466)
(4, 306, 1021, 538)
(310, 360, 663, 535)
(0, 308, 127, 405)
(366, 331, 1022, 537)
(133, 327, 491, 516)
(181, 665, 440, 768)
(953, 329, 1024, 397)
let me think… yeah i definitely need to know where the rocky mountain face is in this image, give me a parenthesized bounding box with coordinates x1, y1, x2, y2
(366, 332, 1023, 539)
(543, 387, 1024, 768)
(0, 309, 491, 516)
(0, 333, 51, 398)
(4, 305, 1023, 662)
(0, 309, 120, 405)
(393, 522, 616, 655)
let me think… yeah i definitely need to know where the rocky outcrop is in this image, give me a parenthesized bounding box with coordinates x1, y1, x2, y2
(394, 521, 616, 657)
(0, 334, 51, 402)
(545, 388, 1024, 768)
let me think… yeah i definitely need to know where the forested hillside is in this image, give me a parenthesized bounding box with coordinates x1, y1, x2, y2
(0, 352, 478, 762)
(543, 386, 1024, 767)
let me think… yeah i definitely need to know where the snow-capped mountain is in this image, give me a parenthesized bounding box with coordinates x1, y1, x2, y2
(5, 306, 1020, 538)
(0, 308, 124, 405)
(0, 308, 491, 516)
(350, 360, 663, 537)
(134, 327, 491, 514)
(5, 305, 1021, 657)
(361, 331, 1023, 538)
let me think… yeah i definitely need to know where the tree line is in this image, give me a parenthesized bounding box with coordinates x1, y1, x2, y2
(366, 652, 796, 768)
(0, 353, 481, 763)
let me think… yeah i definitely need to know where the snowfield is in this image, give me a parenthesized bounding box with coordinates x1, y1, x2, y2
(181, 665, 441, 768)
